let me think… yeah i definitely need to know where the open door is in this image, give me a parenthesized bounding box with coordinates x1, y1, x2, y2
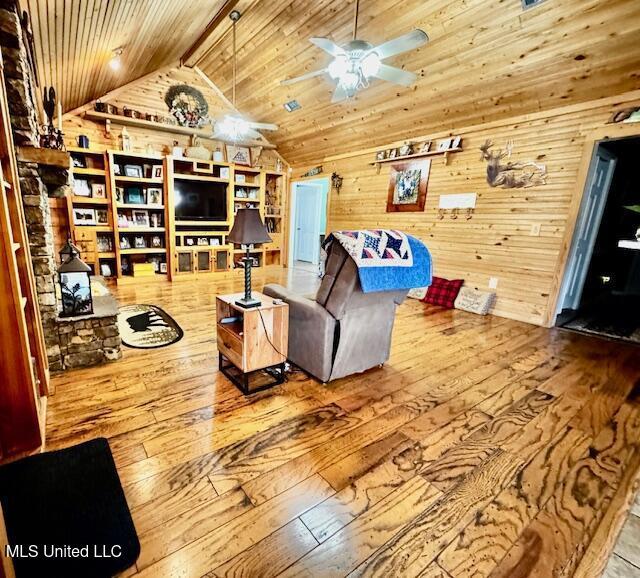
(558, 145, 617, 313)
(293, 182, 324, 264)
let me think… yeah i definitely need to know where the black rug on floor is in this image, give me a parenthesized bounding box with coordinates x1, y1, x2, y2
(0, 438, 139, 578)
(118, 304, 184, 349)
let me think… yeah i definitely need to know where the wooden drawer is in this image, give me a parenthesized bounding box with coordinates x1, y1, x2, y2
(74, 228, 95, 241)
(216, 323, 243, 369)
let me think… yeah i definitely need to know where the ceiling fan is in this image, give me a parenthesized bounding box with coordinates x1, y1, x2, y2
(212, 10, 278, 142)
(280, 0, 428, 102)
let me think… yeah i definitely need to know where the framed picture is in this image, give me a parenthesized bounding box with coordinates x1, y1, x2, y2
(113, 164, 122, 175)
(143, 164, 153, 178)
(91, 183, 106, 199)
(132, 210, 150, 227)
(437, 138, 452, 151)
(197, 237, 208, 246)
(419, 141, 432, 153)
(153, 165, 163, 179)
(97, 235, 112, 252)
(386, 159, 431, 213)
(118, 213, 129, 228)
(220, 167, 230, 179)
(150, 213, 161, 228)
(134, 236, 146, 249)
(124, 164, 143, 177)
(160, 262, 167, 273)
(120, 236, 131, 250)
(115, 186, 124, 203)
(225, 145, 251, 166)
(121, 256, 130, 274)
(236, 174, 246, 183)
(73, 207, 96, 225)
(72, 156, 86, 168)
(100, 263, 112, 277)
(186, 238, 194, 246)
(451, 136, 462, 149)
(124, 187, 145, 204)
(388, 148, 397, 159)
(147, 188, 162, 206)
(73, 179, 91, 197)
(376, 150, 387, 161)
(151, 235, 162, 248)
(399, 144, 413, 157)
(96, 209, 109, 225)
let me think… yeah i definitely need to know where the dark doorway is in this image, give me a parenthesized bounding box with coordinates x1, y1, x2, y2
(557, 136, 640, 344)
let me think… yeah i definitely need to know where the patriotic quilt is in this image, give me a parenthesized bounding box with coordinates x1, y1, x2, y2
(323, 229, 432, 293)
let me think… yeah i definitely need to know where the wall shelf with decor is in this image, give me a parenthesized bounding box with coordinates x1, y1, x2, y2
(108, 151, 171, 281)
(68, 148, 117, 278)
(370, 143, 463, 173)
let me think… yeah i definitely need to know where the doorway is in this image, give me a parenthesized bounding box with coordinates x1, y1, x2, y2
(556, 136, 640, 344)
(289, 178, 329, 274)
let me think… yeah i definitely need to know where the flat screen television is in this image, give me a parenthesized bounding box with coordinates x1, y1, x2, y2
(174, 181, 227, 221)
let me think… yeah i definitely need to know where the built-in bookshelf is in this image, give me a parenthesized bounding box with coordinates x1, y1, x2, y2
(107, 151, 171, 280)
(263, 170, 285, 267)
(168, 156, 233, 278)
(68, 147, 117, 278)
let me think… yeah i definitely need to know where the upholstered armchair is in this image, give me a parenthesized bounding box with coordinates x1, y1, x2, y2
(263, 242, 407, 383)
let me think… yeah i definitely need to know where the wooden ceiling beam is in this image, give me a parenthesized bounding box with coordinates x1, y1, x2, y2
(181, 0, 241, 68)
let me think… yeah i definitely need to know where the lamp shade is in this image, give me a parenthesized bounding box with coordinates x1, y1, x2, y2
(228, 208, 271, 245)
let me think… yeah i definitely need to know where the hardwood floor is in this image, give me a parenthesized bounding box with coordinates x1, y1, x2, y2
(45, 268, 640, 578)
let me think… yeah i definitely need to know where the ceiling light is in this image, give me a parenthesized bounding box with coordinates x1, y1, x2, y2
(360, 52, 380, 78)
(109, 48, 123, 71)
(216, 115, 251, 141)
(328, 55, 349, 80)
(339, 71, 360, 92)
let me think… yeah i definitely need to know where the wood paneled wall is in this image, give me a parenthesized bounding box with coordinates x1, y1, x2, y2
(296, 90, 640, 326)
(62, 66, 283, 169)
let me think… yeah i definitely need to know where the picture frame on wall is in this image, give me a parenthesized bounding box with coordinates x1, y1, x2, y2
(386, 159, 431, 213)
(151, 235, 162, 248)
(120, 236, 131, 250)
(419, 141, 432, 153)
(134, 236, 146, 249)
(73, 207, 96, 225)
(225, 145, 251, 166)
(124, 187, 145, 205)
(153, 165, 164, 179)
(91, 183, 106, 199)
(437, 138, 452, 151)
(451, 136, 462, 149)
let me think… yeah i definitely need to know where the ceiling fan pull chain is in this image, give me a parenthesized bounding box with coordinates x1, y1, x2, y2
(232, 16, 236, 107)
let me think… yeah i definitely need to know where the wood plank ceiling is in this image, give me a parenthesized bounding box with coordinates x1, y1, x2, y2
(24, 0, 226, 112)
(196, 0, 640, 165)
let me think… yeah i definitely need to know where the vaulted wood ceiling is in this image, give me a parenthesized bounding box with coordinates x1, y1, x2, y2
(195, 0, 640, 164)
(24, 0, 226, 112)
(24, 0, 640, 165)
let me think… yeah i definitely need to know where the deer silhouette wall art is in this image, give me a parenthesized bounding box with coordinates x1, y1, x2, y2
(479, 140, 547, 188)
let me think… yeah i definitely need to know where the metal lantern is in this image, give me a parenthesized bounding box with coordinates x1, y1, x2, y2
(59, 238, 81, 264)
(58, 253, 93, 317)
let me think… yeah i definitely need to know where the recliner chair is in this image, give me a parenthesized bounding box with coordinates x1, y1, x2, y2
(263, 242, 407, 382)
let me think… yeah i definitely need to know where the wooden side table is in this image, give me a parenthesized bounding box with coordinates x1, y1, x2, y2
(216, 292, 289, 394)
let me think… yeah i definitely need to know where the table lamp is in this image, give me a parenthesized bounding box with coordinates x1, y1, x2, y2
(227, 207, 271, 308)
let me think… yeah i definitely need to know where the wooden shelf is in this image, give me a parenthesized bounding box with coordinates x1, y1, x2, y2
(109, 149, 164, 161)
(234, 181, 260, 187)
(118, 227, 165, 233)
(75, 225, 113, 232)
(114, 176, 163, 184)
(71, 196, 110, 205)
(86, 111, 214, 138)
(119, 248, 167, 255)
(233, 197, 260, 202)
(369, 147, 463, 166)
(72, 167, 106, 176)
(174, 173, 228, 183)
(116, 203, 165, 210)
(175, 219, 230, 227)
(68, 146, 105, 155)
(97, 252, 116, 258)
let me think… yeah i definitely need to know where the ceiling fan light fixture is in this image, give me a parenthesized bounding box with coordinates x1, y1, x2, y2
(327, 55, 349, 80)
(360, 52, 381, 78)
(217, 115, 251, 141)
(339, 71, 360, 92)
(109, 47, 123, 71)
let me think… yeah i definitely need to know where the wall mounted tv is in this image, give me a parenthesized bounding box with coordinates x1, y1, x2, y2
(174, 181, 227, 221)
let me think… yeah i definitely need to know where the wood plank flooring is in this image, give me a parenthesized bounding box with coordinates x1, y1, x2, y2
(45, 268, 640, 578)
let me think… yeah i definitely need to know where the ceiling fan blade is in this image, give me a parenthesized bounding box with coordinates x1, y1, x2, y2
(280, 68, 327, 86)
(310, 37, 345, 57)
(244, 127, 263, 140)
(372, 29, 429, 60)
(331, 83, 351, 103)
(372, 63, 417, 87)
(248, 121, 279, 131)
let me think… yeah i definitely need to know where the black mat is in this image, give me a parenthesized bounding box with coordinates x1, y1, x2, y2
(0, 438, 139, 578)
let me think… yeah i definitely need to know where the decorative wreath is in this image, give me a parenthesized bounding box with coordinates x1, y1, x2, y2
(164, 84, 209, 128)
